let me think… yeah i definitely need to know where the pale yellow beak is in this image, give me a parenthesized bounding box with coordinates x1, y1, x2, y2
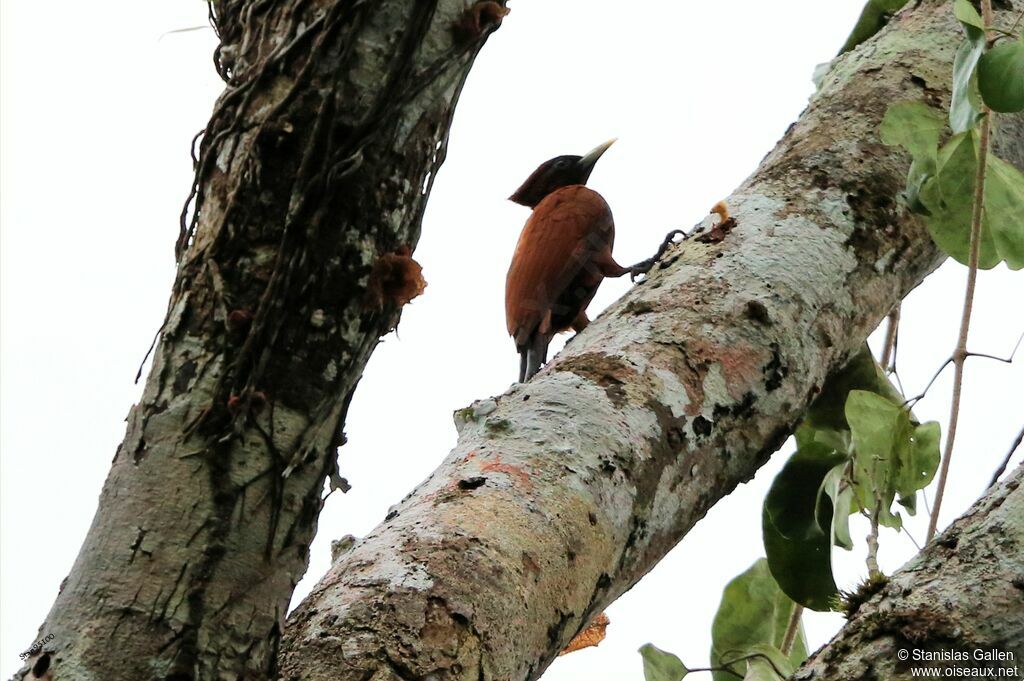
(579, 138, 617, 170)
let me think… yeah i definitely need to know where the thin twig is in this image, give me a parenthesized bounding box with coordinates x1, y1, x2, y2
(927, 0, 994, 542)
(715, 651, 791, 679)
(135, 322, 166, 383)
(780, 605, 805, 657)
(891, 367, 907, 398)
(901, 523, 922, 552)
(866, 503, 882, 576)
(965, 350, 1014, 363)
(880, 305, 900, 370)
(904, 330, 1021, 407)
(903, 358, 953, 408)
(970, 328, 1024, 364)
(988, 425, 1024, 488)
(159, 25, 212, 40)
(1009, 7, 1024, 32)
(682, 665, 743, 679)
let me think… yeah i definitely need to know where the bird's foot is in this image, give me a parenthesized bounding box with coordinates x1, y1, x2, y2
(629, 229, 689, 281)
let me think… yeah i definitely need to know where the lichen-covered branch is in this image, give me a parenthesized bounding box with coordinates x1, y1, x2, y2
(17, 2, 505, 679)
(279, 1, 1024, 679)
(796, 465, 1024, 680)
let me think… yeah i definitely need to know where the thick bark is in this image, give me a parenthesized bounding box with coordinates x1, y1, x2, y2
(19, 2, 503, 679)
(796, 465, 1024, 680)
(279, 2, 1024, 680)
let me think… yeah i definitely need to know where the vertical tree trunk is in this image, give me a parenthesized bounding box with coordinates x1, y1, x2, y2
(276, 1, 1024, 679)
(18, 2, 504, 679)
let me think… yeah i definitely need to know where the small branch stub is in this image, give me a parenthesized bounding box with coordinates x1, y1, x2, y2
(452, 1, 510, 44)
(366, 245, 427, 311)
(559, 613, 610, 656)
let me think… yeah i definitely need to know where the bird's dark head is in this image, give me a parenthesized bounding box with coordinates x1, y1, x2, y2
(508, 139, 616, 208)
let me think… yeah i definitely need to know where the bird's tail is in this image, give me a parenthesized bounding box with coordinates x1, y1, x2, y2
(519, 334, 550, 382)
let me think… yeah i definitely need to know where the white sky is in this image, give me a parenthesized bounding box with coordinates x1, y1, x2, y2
(2, 1, 1022, 679)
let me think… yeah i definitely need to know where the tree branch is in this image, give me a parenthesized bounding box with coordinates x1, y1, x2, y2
(279, 2, 1024, 679)
(16, 1, 504, 679)
(989, 425, 1024, 489)
(796, 464, 1024, 680)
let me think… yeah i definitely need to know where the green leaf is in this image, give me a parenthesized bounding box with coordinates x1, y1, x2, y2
(818, 463, 855, 550)
(951, 36, 985, 132)
(879, 101, 946, 211)
(879, 101, 945, 164)
(894, 421, 940, 515)
(921, 132, 977, 253)
(985, 154, 1024, 269)
(710, 560, 809, 681)
(845, 390, 903, 516)
(844, 391, 942, 528)
(640, 644, 689, 681)
(978, 36, 1024, 113)
(953, 0, 985, 36)
(805, 345, 904, 431)
(741, 645, 796, 681)
(766, 443, 850, 540)
(838, 1, 895, 55)
(872, 0, 909, 12)
(763, 444, 848, 610)
(795, 423, 849, 457)
(897, 422, 942, 497)
(846, 391, 903, 467)
(837, 0, 909, 54)
(898, 490, 918, 514)
(905, 157, 935, 213)
(950, 0, 987, 134)
(920, 131, 1024, 268)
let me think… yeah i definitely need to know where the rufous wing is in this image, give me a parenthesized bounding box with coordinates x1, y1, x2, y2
(505, 185, 615, 347)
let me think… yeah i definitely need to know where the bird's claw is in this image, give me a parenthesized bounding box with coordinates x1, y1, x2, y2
(629, 259, 656, 282)
(629, 229, 689, 282)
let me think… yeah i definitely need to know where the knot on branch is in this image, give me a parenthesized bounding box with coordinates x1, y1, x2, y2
(366, 245, 427, 311)
(452, 2, 510, 45)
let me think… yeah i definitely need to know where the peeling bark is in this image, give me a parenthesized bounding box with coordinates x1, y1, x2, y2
(279, 2, 1024, 680)
(18, 2, 503, 679)
(796, 465, 1024, 680)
